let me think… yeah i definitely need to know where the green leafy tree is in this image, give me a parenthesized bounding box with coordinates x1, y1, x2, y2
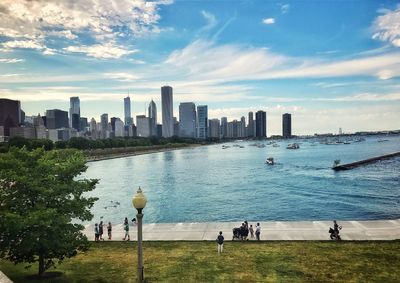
(0, 147, 98, 277)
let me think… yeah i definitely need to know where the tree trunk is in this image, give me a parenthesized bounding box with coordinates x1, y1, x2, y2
(38, 253, 45, 277)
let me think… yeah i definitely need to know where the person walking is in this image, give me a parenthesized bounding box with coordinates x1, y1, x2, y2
(123, 222, 130, 241)
(99, 221, 104, 241)
(255, 223, 261, 241)
(333, 220, 342, 240)
(94, 223, 99, 242)
(124, 217, 129, 225)
(107, 222, 112, 240)
(249, 224, 254, 239)
(216, 231, 224, 253)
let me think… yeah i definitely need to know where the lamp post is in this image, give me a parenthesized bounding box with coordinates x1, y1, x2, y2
(132, 187, 147, 283)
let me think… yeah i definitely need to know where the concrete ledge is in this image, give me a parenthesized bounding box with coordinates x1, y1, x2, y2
(83, 219, 400, 241)
(0, 270, 13, 283)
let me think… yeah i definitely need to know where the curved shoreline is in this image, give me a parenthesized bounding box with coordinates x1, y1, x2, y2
(84, 219, 400, 241)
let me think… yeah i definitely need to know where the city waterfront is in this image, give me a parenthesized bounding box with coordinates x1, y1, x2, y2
(83, 135, 400, 224)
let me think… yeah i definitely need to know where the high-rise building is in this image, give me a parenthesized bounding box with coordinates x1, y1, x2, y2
(240, 116, 246, 138)
(220, 117, 228, 138)
(179, 102, 196, 138)
(90, 118, 97, 139)
(255, 110, 267, 138)
(282, 113, 292, 139)
(124, 96, 132, 126)
(100, 114, 109, 139)
(148, 100, 157, 136)
(209, 119, 220, 138)
(114, 118, 125, 137)
(79, 117, 88, 133)
(46, 109, 69, 129)
(69, 97, 80, 131)
(197, 105, 208, 139)
(248, 112, 254, 137)
(161, 85, 173, 137)
(136, 115, 151, 137)
(0, 98, 21, 136)
(173, 117, 179, 136)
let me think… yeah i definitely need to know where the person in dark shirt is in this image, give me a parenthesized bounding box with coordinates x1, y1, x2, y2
(216, 231, 224, 253)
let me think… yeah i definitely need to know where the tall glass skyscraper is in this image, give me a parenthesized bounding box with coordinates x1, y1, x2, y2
(248, 112, 254, 137)
(148, 100, 157, 136)
(179, 102, 196, 138)
(161, 86, 173, 137)
(255, 110, 267, 138)
(124, 96, 132, 126)
(197, 105, 208, 139)
(69, 96, 80, 131)
(282, 113, 292, 138)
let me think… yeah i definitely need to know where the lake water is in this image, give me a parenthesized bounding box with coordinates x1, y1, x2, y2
(82, 135, 400, 224)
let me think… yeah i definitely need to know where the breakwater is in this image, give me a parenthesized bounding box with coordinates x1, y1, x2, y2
(332, 152, 400, 171)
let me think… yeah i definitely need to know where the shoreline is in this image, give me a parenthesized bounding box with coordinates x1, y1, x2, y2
(86, 144, 201, 162)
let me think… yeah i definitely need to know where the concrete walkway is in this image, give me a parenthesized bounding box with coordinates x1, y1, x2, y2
(84, 219, 400, 241)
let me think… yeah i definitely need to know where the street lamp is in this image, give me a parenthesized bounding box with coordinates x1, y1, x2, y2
(132, 187, 147, 283)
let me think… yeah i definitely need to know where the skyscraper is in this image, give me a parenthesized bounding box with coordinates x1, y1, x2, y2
(248, 112, 254, 137)
(148, 100, 157, 136)
(45, 109, 69, 129)
(197, 105, 208, 139)
(220, 117, 228, 138)
(282, 113, 292, 139)
(209, 119, 220, 138)
(136, 115, 151, 137)
(179, 102, 196, 138)
(124, 96, 132, 126)
(100, 114, 109, 139)
(255, 110, 267, 138)
(161, 86, 173, 137)
(69, 96, 80, 131)
(0, 98, 21, 136)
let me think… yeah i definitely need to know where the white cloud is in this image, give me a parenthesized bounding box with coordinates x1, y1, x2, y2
(280, 4, 290, 14)
(0, 0, 172, 57)
(262, 18, 275, 25)
(0, 58, 24, 63)
(64, 43, 138, 59)
(372, 6, 400, 47)
(314, 92, 400, 102)
(200, 10, 217, 31)
(104, 73, 140, 81)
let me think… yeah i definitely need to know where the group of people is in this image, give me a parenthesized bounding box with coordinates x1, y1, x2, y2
(233, 221, 261, 241)
(94, 221, 113, 242)
(94, 217, 136, 242)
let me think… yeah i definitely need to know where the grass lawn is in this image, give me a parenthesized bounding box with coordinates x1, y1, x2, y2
(1, 241, 399, 282)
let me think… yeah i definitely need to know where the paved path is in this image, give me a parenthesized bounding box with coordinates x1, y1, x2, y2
(84, 219, 400, 241)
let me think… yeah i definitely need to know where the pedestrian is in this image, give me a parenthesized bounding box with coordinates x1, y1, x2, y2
(131, 217, 136, 225)
(123, 222, 130, 241)
(240, 223, 246, 240)
(107, 222, 112, 240)
(216, 231, 224, 253)
(333, 220, 342, 240)
(249, 224, 254, 239)
(244, 221, 249, 240)
(255, 223, 261, 241)
(99, 221, 104, 241)
(94, 223, 99, 242)
(124, 217, 128, 225)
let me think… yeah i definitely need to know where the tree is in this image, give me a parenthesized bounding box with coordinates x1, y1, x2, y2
(0, 147, 98, 277)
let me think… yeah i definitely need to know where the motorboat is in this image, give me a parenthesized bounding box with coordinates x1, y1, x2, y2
(222, 145, 230, 149)
(286, 143, 300, 149)
(265, 157, 274, 165)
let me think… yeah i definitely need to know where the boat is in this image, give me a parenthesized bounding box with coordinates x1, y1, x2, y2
(272, 144, 280, 147)
(257, 144, 266, 148)
(286, 143, 300, 149)
(265, 157, 274, 165)
(222, 145, 230, 149)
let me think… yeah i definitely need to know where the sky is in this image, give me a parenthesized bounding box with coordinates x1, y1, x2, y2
(0, 0, 400, 135)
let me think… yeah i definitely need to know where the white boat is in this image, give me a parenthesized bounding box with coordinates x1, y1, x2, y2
(286, 143, 300, 149)
(265, 157, 274, 165)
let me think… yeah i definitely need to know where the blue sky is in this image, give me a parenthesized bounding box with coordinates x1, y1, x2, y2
(0, 0, 399, 135)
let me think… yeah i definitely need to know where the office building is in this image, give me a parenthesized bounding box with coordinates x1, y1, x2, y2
(282, 113, 292, 139)
(148, 100, 157, 136)
(136, 115, 151, 137)
(0, 98, 21, 136)
(10, 126, 35, 139)
(209, 119, 220, 138)
(80, 117, 88, 133)
(69, 97, 80, 131)
(114, 118, 125, 137)
(240, 116, 246, 138)
(90, 118, 97, 139)
(46, 109, 68, 129)
(220, 117, 228, 138)
(161, 85, 173, 137)
(248, 112, 254, 137)
(179, 102, 196, 138)
(124, 96, 133, 126)
(255, 110, 267, 138)
(100, 114, 109, 139)
(197, 105, 208, 139)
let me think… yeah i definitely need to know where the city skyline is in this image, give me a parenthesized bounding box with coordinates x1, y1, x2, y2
(0, 1, 399, 135)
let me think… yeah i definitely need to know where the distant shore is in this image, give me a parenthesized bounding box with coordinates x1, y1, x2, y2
(85, 143, 200, 162)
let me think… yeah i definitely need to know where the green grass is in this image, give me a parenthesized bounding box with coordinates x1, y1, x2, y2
(1, 241, 399, 282)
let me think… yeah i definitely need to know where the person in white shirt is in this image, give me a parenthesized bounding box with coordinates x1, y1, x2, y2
(255, 223, 261, 241)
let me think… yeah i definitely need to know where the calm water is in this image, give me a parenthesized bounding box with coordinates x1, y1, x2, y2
(82, 135, 400, 224)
